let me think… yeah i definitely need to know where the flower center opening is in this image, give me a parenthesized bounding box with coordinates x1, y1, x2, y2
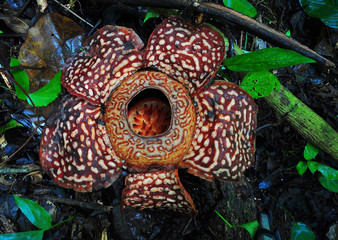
(127, 88, 171, 137)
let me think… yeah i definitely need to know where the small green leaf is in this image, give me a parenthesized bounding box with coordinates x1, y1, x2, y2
(307, 161, 319, 174)
(286, 30, 291, 37)
(215, 210, 258, 239)
(0, 119, 23, 134)
(13, 195, 52, 230)
(224, 48, 316, 72)
(223, 0, 257, 17)
(297, 161, 308, 176)
(299, 0, 338, 29)
(315, 163, 338, 180)
(10, 58, 29, 100)
(291, 222, 315, 240)
(236, 220, 259, 239)
(304, 143, 319, 160)
(319, 175, 338, 193)
(144, 8, 160, 22)
(305, 160, 337, 181)
(0, 230, 44, 240)
(27, 70, 62, 107)
(239, 71, 280, 98)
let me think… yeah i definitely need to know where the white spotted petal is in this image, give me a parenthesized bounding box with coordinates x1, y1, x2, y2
(40, 95, 123, 192)
(61, 25, 144, 106)
(179, 80, 258, 181)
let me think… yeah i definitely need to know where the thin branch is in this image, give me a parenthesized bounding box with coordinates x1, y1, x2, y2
(0, 70, 41, 166)
(51, 0, 94, 28)
(0, 65, 44, 71)
(0, 165, 41, 174)
(30, 195, 116, 212)
(97, 0, 335, 68)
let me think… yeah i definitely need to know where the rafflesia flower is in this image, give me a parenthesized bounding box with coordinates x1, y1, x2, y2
(40, 17, 258, 216)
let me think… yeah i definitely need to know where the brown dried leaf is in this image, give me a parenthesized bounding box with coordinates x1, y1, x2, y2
(19, 13, 85, 92)
(0, 13, 29, 33)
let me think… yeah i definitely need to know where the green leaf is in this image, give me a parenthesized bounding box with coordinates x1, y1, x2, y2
(235, 220, 259, 239)
(297, 161, 308, 175)
(314, 162, 338, 180)
(223, 0, 257, 17)
(144, 8, 160, 22)
(307, 161, 319, 174)
(10, 58, 29, 100)
(0, 119, 23, 134)
(299, 0, 338, 29)
(27, 70, 62, 107)
(291, 222, 315, 240)
(215, 210, 258, 239)
(224, 48, 316, 72)
(0, 230, 44, 240)
(286, 30, 291, 37)
(13, 195, 52, 230)
(143, 8, 179, 23)
(319, 175, 338, 192)
(239, 71, 280, 98)
(304, 143, 319, 160)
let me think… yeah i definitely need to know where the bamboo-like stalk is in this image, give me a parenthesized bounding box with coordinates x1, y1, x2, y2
(264, 84, 338, 161)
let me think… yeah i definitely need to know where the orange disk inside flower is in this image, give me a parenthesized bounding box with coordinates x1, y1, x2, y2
(105, 71, 196, 172)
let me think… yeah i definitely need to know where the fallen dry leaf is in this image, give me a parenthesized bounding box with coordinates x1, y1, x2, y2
(19, 12, 85, 92)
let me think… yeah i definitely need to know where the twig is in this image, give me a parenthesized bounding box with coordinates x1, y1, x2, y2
(0, 65, 44, 71)
(0, 70, 40, 166)
(0, 33, 26, 38)
(97, 0, 335, 68)
(30, 195, 116, 212)
(0, 165, 41, 174)
(51, 0, 94, 28)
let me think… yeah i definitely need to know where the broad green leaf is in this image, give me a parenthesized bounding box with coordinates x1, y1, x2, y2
(27, 70, 62, 107)
(239, 71, 280, 98)
(291, 222, 315, 240)
(215, 210, 258, 239)
(315, 163, 338, 180)
(144, 8, 160, 22)
(307, 161, 338, 180)
(223, 0, 257, 17)
(0, 230, 44, 240)
(10, 58, 29, 100)
(297, 161, 308, 175)
(304, 143, 319, 160)
(13, 195, 52, 230)
(319, 175, 338, 192)
(224, 48, 316, 72)
(299, 0, 338, 29)
(0, 119, 23, 134)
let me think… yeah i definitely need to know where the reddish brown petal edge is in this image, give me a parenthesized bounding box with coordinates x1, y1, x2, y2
(40, 94, 123, 192)
(62, 25, 144, 105)
(144, 16, 225, 96)
(121, 169, 197, 216)
(179, 80, 258, 182)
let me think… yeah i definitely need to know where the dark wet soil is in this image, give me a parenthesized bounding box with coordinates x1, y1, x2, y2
(0, 0, 337, 239)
